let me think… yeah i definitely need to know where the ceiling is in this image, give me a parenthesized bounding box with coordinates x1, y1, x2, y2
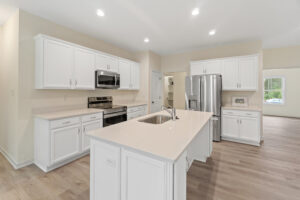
(1, 0, 300, 55)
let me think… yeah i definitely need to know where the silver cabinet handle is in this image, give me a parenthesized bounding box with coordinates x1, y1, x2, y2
(240, 119, 242, 124)
(75, 80, 78, 86)
(237, 119, 239, 123)
(63, 121, 71, 124)
(237, 83, 239, 88)
(69, 79, 72, 87)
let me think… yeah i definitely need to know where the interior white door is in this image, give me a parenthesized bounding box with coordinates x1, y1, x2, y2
(130, 63, 140, 90)
(238, 56, 258, 90)
(82, 120, 102, 152)
(43, 39, 73, 89)
(73, 48, 95, 90)
(222, 115, 239, 138)
(50, 126, 81, 164)
(151, 71, 162, 113)
(222, 58, 239, 90)
(119, 60, 131, 89)
(239, 117, 259, 141)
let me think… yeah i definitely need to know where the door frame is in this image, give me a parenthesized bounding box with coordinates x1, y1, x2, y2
(150, 70, 163, 113)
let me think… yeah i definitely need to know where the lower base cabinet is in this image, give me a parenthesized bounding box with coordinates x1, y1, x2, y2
(222, 109, 261, 146)
(90, 119, 212, 200)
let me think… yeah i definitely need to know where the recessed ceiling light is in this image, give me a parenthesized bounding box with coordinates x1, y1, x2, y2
(192, 8, 199, 16)
(144, 38, 150, 43)
(96, 9, 105, 17)
(209, 30, 216, 36)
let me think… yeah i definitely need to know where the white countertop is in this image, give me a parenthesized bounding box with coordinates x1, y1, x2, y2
(116, 102, 147, 108)
(88, 110, 213, 161)
(222, 106, 262, 112)
(35, 108, 103, 120)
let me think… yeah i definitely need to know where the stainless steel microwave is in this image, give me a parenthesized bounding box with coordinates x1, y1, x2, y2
(95, 70, 120, 89)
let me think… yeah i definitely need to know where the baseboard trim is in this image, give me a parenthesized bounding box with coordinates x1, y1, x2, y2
(0, 145, 33, 169)
(222, 136, 260, 146)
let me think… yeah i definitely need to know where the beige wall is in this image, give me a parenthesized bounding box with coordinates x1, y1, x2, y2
(0, 11, 19, 164)
(263, 68, 300, 118)
(161, 41, 263, 108)
(263, 46, 300, 69)
(1, 10, 151, 165)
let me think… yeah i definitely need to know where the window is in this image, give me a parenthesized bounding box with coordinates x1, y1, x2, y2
(264, 77, 285, 105)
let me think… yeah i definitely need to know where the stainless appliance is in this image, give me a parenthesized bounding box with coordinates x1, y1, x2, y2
(185, 74, 222, 141)
(88, 96, 127, 127)
(95, 70, 120, 89)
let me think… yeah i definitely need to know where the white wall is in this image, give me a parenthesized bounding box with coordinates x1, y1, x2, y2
(263, 68, 300, 118)
(0, 10, 19, 165)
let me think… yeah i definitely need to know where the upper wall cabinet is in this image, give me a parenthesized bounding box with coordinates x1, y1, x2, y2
(35, 34, 140, 91)
(190, 54, 259, 91)
(35, 35, 95, 90)
(119, 59, 140, 90)
(95, 54, 119, 73)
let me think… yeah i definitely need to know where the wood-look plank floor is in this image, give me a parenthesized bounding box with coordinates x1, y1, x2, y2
(1, 116, 300, 200)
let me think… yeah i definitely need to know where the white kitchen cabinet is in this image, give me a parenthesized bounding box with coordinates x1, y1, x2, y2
(119, 59, 140, 90)
(82, 120, 102, 152)
(38, 38, 74, 89)
(34, 111, 103, 172)
(221, 58, 239, 90)
(127, 105, 147, 120)
(95, 53, 119, 73)
(73, 48, 95, 90)
(190, 54, 259, 91)
(221, 109, 261, 146)
(121, 149, 172, 200)
(50, 125, 81, 164)
(238, 55, 258, 90)
(90, 140, 121, 200)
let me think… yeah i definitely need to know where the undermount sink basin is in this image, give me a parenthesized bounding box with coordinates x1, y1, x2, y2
(138, 115, 172, 124)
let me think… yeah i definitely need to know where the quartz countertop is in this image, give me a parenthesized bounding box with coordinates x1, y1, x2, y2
(116, 102, 147, 108)
(88, 109, 212, 161)
(35, 108, 103, 120)
(222, 106, 262, 112)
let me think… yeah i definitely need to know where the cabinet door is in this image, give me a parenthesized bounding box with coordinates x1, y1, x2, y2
(238, 55, 258, 90)
(204, 60, 222, 74)
(190, 62, 205, 75)
(44, 39, 73, 89)
(50, 126, 80, 164)
(74, 48, 95, 90)
(107, 57, 119, 73)
(121, 149, 171, 200)
(239, 117, 260, 142)
(95, 54, 109, 71)
(82, 120, 102, 152)
(222, 58, 239, 90)
(119, 60, 131, 89)
(90, 140, 120, 200)
(130, 62, 140, 90)
(222, 115, 239, 138)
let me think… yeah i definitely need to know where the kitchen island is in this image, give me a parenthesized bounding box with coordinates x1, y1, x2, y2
(88, 109, 213, 200)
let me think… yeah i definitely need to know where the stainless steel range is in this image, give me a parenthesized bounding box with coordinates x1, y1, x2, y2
(88, 96, 127, 127)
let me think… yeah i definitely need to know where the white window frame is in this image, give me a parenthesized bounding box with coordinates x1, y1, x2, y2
(263, 76, 285, 105)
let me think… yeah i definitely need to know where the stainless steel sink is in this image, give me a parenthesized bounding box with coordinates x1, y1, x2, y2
(138, 115, 172, 124)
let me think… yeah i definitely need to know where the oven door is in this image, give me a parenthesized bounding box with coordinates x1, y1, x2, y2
(96, 70, 120, 89)
(103, 112, 127, 127)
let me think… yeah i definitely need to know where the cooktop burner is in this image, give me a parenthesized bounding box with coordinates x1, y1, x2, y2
(88, 96, 127, 115)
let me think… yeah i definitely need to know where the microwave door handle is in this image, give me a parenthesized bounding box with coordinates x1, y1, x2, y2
(114, 75, 117, 86)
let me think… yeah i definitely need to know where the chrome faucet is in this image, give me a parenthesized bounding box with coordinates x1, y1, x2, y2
(161, 106, 177, 120)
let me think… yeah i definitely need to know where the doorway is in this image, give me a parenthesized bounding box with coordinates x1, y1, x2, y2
(163, 72, 187, 109)
(150, 71, 163, 113)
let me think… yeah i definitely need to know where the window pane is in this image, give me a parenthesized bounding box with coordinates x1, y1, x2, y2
(264, 79, 270, 90)
(264, 90, 283, 104)
(271, 78, 282, 89)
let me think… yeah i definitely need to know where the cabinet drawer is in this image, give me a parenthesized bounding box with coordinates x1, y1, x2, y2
(82, 113, 103, 123)
(50, 117, 80, 129)
(222, 109, 259, 118)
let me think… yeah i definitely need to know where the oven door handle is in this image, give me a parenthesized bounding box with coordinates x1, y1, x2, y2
(104, 111, 127, 119)
(115, 75, 117, 86)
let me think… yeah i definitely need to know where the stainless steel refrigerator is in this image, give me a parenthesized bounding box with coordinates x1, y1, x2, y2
(185, 74, 222, 141)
